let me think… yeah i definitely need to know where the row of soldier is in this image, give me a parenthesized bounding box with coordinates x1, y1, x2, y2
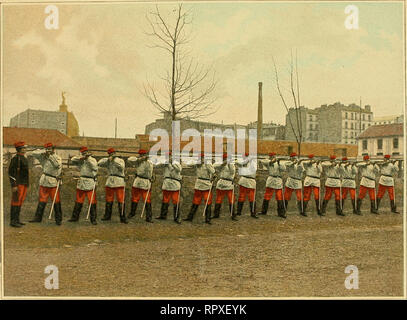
(8, 141, 400, 228)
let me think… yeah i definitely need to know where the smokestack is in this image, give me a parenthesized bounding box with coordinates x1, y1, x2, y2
(257, 82, 263, 141)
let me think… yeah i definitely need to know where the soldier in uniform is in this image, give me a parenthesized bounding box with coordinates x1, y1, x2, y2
(283, 152, 305, 216)
(68, 146, 98, 225)
(236, 152, 258, 219)
(156, 151, 182, 224)
(321, 155, 345, 216)
(29, 142, 63, 225)
(8, 141, 29, 227)
(340, 157, 358, 214)
(356, 155, 379, 214)
(302, 154, 323, 216)
(258, 152, 286, 218)
(376, 154, 399, 213)
(213, 152, 238, 221)
(98, 148, 128, 223)
(183, 152, 215, 224)
(127, 149, 154, 222)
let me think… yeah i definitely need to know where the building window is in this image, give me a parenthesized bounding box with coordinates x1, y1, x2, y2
(345, 112, 348, 119)
(351, 123, 354, 129)
(351, 113, 354, 120)
(393, 138, 399, 149)
(362, 123, 365, 130)
(362, 114, 365, 121)
(309, 124, 313, 130)
(368, 115, 371, 121)
(362, 140, 367, 150)
(377, 139, 383, 150)
(345, 122, 348, 129)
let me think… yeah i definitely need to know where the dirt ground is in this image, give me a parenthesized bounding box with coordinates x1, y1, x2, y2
(3, 198, 404, 298)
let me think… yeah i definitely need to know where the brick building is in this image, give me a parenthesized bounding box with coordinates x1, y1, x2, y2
(9, 92, 79, 137)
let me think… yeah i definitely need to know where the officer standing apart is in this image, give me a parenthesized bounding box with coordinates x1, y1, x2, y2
(302, 154, 323, 216)
(127, 149, 154, 223)
(98, 148, 128, 223)
(156, 151, 182, 224)
(68, 146, 98, 225)
(8, 141, 29, 227)
(356, 155, 379, 214)
(213, 152, 238, 221)
(376, 154, 399, 214)
(258, 152, 286, 218)
(183, 152, 215, 224)
(29, 142, 63, 225)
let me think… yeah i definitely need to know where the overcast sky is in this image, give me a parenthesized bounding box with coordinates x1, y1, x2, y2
(2, 1, 404, 138)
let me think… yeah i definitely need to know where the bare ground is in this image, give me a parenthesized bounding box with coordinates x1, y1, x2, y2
(3, 200, 404, 298)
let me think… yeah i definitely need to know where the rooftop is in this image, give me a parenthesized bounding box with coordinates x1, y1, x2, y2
(3, 127, 81, 149)
(357, 123, 403, 139)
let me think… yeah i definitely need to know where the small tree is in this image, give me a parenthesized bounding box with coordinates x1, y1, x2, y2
(144, 4, 217, 122)
(272, 50, 303, 156)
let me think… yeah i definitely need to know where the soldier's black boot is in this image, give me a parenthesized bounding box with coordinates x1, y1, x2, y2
(15, 206, 25, 226)
(156, 202, 169, 219)
(249, 202, 258, 218)
(301, 201, 308, 217)
(375, 198, 381, 212)
(277, 200, 287, 218)
(258, 199, 269, 215)
(30, 202, 46, 223)
(321, 199, 328, 216)
(10, 206, 21, 228)
(351, 199, 357, 214)
(118, 202, 128, 224)
(102, 202, 113, 221)
(205, 204, 212, 224)
(128, 201, 138, 219)
(90, 204, 97, 225)
(336, 200, 345, 216)
(315, 199, 322, 216)
(390, 200, 399, 214)
(341, 199, 345, 213)
(284, 200, 289, 211)
(173, 205, 181, 224)
(145, 203, 154, 223)
(356, 198, 362, 215)
(370, 200, 379, 214)
(183, 204, 198, 221)
(68, 202, 82, 222)
(54, 202, 63, 225)
(212, 203, 221, 219)
(236, 201, 244, 216)
(230, 204, 238, 221)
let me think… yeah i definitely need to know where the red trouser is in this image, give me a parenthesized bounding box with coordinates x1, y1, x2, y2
(358, 185, 376, 200)
(263, 187, 283, 201)
(284, 187, 302, 201)
(324, 187, 341, 201)
(376, 184, 394, 200)
(238, 186, 255, 202)
(342, 187, 356, 200)
(162, 190, 180, 204)
(11, 184, 28, 206)
(303, 186, 320, 201)
(131, 187, 151, 203)
(215, 189, 234, 204)
(192, 189, 213, 205)
(76, 189, 97, 204)
(105, 186, 125, 203)
(39, 186, 60, 203)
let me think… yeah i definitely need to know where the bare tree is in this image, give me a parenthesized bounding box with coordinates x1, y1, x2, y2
(272, 50, 304, 156)
(144, 4, 217, 121)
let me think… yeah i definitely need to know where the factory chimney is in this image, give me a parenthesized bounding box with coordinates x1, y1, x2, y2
(257, 82, 263, 141)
